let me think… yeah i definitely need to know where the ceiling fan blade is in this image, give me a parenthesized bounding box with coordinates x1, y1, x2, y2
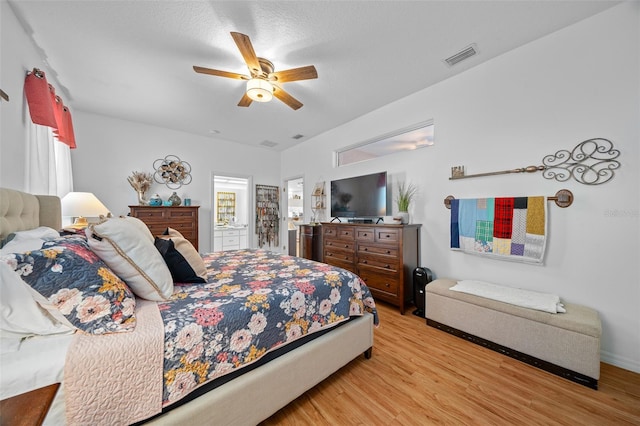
(237, 92, 253, 107)
(270, 65, 318, 83)
(230, 32, 261, 75)
(273, 85, 303, 110)
(193, 66, 248, 80)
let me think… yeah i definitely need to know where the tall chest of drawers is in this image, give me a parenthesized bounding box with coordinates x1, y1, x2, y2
(321, 222, 421, 314)
(129, 206, 199, 251)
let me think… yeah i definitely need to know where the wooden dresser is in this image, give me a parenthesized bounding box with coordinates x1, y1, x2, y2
(129, 205, 199, 251)
(321, 222, 421, 314)
(299, 224, 323, 262)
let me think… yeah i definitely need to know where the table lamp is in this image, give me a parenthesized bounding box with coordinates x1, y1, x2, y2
(61, 192, 109, 229)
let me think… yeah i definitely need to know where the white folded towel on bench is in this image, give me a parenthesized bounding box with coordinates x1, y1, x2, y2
(450, 280, 566, 314)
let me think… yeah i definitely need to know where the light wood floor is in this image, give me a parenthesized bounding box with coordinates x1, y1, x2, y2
(262, 301, 640, 425)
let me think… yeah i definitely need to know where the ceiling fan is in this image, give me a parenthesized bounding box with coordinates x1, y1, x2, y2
(193, 32, 318, 110)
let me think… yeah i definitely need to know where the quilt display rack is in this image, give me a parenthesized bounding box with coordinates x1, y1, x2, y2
(444, 189, 574, 209)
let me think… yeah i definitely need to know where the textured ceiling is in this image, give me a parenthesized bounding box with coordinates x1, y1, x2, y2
(8, 0, 619, 151)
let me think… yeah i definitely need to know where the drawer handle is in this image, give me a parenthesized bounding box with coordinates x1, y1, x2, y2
(384, 234, 390, 238)
(363, 233, 368, 236)
(344, 244, 349, 248)
(386, 250, 391, 254)
(363, 260, 367, 264)
(385, 283, 390, 288)
(364, 247, 368, 251)
(385, 264, 390, 269)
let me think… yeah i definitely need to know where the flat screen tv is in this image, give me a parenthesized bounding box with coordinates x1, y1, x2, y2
(330, 171, 388, 219)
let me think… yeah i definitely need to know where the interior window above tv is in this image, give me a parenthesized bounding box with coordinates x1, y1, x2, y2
(336, 120, 434, 166)
(330, 172, 388, 220)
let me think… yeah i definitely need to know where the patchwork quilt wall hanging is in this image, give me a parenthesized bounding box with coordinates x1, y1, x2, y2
(450, 196, 547, 264)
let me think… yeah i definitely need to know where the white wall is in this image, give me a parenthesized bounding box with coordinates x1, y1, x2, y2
(281, 2, 640, 372)
(71, 111, 281, 252)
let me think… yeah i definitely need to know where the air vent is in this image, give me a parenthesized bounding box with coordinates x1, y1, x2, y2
(291, 134, 304, 140)
(444, 44, 478, 67)
(260, 140, 278, 148)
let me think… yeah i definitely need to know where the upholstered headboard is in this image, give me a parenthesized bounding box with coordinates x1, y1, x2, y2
(0, 188, 62, 243)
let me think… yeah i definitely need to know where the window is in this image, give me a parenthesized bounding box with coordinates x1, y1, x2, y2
(336, 120, 434, 167)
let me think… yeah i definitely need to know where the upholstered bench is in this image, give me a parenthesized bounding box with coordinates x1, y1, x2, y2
(425, 278, 601, 389)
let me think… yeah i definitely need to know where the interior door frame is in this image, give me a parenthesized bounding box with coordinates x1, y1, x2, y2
(210, 171, 253, 252)
(283, 174, 305, 255)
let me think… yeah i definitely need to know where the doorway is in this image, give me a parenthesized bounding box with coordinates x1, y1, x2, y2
(285, 176, 304, 256)
(211, 174, 251, 252)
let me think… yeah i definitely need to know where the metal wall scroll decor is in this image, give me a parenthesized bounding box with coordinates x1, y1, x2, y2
(153, 155, 192, 189)
(450, 138, 620, 185)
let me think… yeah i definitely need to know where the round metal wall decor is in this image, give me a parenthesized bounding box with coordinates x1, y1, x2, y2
(153, 155, 192, 189)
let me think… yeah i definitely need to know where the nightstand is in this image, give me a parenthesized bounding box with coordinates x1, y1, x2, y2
(0, 383, 60, 426)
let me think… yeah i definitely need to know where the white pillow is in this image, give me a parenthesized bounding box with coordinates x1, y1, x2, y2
(0, 262, 73, 339)
(86, 217, 173, 301)
(0, 226, 60, 255)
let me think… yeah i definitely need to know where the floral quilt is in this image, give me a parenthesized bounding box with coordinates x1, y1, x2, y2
(158, 249, 378, 406)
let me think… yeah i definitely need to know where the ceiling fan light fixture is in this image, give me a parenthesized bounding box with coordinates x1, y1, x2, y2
(246, 78, 273, 102)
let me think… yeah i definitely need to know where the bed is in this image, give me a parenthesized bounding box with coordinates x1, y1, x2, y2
(0, 187, 377, 425)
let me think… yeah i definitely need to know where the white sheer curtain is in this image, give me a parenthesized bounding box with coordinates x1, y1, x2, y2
(25, 120, 73, 197)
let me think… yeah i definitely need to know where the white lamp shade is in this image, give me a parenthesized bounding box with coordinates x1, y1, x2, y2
(246, 78, 274, 102)
(61, 192, 109, 218)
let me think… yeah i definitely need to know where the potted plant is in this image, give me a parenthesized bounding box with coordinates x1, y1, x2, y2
(395, 182, 417, 224)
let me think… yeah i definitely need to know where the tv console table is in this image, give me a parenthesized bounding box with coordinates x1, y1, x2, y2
(321, 222, 421, 314)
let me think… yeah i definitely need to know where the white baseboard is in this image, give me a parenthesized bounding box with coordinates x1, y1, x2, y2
(601, 350, 640, 374)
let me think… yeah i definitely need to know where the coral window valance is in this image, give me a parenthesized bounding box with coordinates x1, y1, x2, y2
(24, 68, 76, 149)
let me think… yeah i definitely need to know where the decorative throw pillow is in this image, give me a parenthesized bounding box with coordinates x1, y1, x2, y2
(0, 262, 73, 339)
(86, 217, 173, 301)
(154, 236, 207, 283)
(0, 235, 136, 335)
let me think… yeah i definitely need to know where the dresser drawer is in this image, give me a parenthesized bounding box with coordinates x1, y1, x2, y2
(375, 228, 399, 243)
(323, 256, 354, 271)
(324, 238, 354, 253)
(355, 227, 375, 242)
(132, 208, 167, 221)
(146, 224, 170, 236)
(357, 253, 399, 272)
(357, 243, 398, 258)
(167, 221, 196, 235)
(357, 267, 399, 296)
(323, 225, 338, 238)
(146, 224, 195, 239)
(223, 236, 240, 246)
(168, 208, 197, 220)
(323, 249, 355, 264)
(336, 226, 355, 240)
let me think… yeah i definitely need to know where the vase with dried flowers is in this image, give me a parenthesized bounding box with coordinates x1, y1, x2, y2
(127, 171, 153, 205)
